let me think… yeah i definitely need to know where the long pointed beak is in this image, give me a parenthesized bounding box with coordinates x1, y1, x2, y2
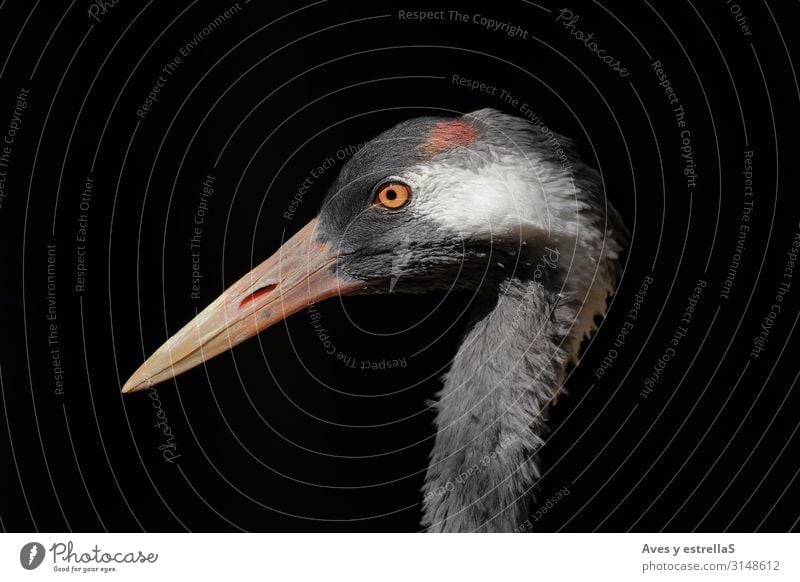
(122, 218, 362, 394)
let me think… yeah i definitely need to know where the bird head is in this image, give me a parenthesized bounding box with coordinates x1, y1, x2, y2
(122, 108, 597, 393)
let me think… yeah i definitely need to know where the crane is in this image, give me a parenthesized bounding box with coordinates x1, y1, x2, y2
(123, 108, 626, 532)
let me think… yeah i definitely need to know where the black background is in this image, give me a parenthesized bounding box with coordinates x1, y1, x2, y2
(1, 0, 799, 532)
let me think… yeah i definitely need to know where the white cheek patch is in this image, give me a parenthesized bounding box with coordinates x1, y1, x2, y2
(404, 156, 582, 243)
(400, 139, 623, 366)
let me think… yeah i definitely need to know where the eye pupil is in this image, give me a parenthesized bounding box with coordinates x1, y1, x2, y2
(386, 189, 397, 200)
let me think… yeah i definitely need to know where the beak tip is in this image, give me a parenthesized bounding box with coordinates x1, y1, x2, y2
(121, 373, 151, 394)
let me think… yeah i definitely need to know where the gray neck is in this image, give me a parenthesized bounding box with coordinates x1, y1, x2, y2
(421, 276, 575, 532)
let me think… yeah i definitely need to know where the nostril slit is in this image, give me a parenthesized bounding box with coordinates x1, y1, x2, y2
(239, 284, 277, 309)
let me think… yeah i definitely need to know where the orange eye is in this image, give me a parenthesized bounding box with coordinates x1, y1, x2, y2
(375, 182, 411, 209)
